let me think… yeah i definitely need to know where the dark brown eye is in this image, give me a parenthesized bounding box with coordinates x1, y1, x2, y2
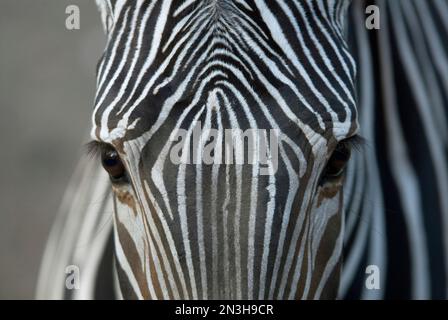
(101, 146, 127, 183)
(321, 140, 352, 182)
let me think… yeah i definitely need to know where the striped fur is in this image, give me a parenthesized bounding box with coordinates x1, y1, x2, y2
(37, 0, 448, 299)
(341, 0, 448, 299)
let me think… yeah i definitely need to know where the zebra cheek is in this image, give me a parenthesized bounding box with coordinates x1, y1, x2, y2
(112, 189, 156, 299)
(304, 187, 344, 299)
(113, 186, 138, 216)
(316, 179, 344, 208)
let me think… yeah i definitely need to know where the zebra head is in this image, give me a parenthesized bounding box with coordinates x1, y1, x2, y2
(91, 0, 359, 299)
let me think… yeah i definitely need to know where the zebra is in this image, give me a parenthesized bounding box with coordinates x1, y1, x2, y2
(37, 0, 448, 299)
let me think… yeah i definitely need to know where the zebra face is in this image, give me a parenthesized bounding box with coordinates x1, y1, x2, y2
(91, 0, 358, 299)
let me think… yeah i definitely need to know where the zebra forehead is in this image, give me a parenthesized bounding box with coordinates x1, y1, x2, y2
(92, 0, 358, 144)
(94, 0, 353, 19)
(94, 0, 354, 38)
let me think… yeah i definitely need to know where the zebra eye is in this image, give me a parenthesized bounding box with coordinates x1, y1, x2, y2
(101, 146, 127, 183)
(321, 141, 352, 181)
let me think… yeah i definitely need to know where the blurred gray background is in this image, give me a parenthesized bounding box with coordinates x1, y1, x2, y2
(0, 0, 105, 299)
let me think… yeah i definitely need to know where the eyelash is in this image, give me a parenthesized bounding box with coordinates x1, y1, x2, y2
(85, 140, 106, 159)
(318, 135, 366, 184)
(337, 135, 366, 153)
